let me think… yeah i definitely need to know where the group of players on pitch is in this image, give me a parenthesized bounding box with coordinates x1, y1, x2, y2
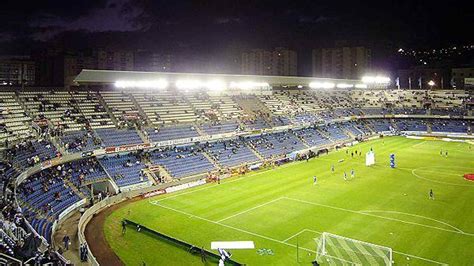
(309, 147, 437, 201)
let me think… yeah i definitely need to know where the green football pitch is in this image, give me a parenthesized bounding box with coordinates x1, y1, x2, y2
(104, 136, 474, 265)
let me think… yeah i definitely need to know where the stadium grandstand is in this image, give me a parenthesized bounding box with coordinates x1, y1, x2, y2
(0, 69, 473, 265)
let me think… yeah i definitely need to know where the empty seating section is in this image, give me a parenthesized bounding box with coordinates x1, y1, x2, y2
(18, 91, 83, 132)
(209, 95, 242, 119)
(294, 127, 331, 147)
(369, 119, 393, 132)
(133, 92, 197, 125)
(321, 125, 350, 141)
(431, 120, 468, 133)
(200, 120, 240, 135)
(242, 117, 269, 130)
(99, 154, 147, 187)
(146, 125, 200, 142)
(71, 91, 114, 129)
(361, 108, 387, 116)
(206, 140, 260, 167)
(271, 116, 291, 126)
(150, 147, 215, 178)
(100, 92, 140, 125)
(342, 122, 367, 136)
(0, 92, 33, 143)
(95, 128, 143, 147)
(292, 113, 320, 124)
(395, 119, 427, 131)
(249, 132, 306, 159)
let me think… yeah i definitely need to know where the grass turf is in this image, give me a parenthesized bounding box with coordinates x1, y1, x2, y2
(104, 136, 474, 265)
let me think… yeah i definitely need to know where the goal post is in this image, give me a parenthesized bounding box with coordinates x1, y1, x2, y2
(316, 232, 393, 265)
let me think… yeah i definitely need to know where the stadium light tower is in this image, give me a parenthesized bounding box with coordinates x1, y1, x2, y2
(428, 80, 435, 89)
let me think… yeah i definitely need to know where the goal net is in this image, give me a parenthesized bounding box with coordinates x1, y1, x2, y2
(315, 232, 392, 265)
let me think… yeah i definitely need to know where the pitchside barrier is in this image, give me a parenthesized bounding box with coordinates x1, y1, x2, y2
(124, 219, 242, 265)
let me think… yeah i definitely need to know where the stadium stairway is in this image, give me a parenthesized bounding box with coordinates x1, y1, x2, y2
(245, 141, 265, 161)
(129, 93, 152, 126)
(317, 128, 334, 143)
(146, 164, 172, 183)
(193, 123, 206, 136)
(202, 151, 222, 169)
(96, 158, 120, 193)
(293, 131, 311, 147)
(97, 93, 120, 127)
(63, 179, 88, 199)
(135, 127, 150, 144)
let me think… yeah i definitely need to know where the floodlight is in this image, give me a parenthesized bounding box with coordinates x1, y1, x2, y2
(114, 79, 168, 89)
(309, 82, 335, 89)
(361, 76, 391, 84)
(355, 84, 368, 89)
(427, 80, 435, 87)
(206, 80, 227, 91)
(229, 81, 269, 90)
(336, 83, 354, 89)
(175, 79, 202, 90)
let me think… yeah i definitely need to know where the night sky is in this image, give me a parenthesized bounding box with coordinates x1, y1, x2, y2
(1, 0, 473, 73)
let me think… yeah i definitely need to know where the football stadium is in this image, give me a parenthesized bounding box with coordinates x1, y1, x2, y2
(0, 68, 473, 265)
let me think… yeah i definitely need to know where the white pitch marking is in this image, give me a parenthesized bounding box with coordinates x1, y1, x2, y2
(283, 197, 474, 237)
(411, 167, 474, 187)
(150, 160, 306, 204)
(358, 210, 465, 233)
(150, 201, 446, 265)
(216, 197, 284, 223)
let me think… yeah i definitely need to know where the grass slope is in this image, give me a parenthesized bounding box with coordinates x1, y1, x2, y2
(104, 136, 474, 265)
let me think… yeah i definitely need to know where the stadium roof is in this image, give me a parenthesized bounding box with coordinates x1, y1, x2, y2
(73, 69, 362, 87)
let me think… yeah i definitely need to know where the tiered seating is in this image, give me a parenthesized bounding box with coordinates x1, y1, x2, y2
(242, 117, 269, 130)
(293, 127, 331, 147)
(200, 120, 240, 135)
(431, 119, 468, 133)
(341, 122, 367, 136)
(292, 113, 320, 124)
(7, 140, 57, 169)
(18, 174, 82, 218)
(61, 130, 102, 152)
(395, 119, 427, 131)
(368, 119, 393, 132)
(133, 91, 197, 125)
(100, 91, 140, 126)
(30, 218, 53, 242)
(206, 139, 260, 167)
(257, 94, 287, 115)
(0, 92, 34, 143)
(361, 108, 387, 116)
(71, 91, 114, 129)
(18, 91, 83, 132)
(146, 125, 200, 142)
(99, 154, 147, 187)
(208, 95, 242, 119)
(392, 108, 426, 115)
(271, 116, 291, 126)
(150, 147, 215, 178)
(95, 128, 143, 147)
(248, 132, 306, 159)
(321, 124, 350, 141)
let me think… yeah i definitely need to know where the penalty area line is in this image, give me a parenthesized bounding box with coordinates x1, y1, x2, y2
(149, 201, 446, 265)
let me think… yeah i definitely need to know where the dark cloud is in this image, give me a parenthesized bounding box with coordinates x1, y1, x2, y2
(0, 0, 473, 55)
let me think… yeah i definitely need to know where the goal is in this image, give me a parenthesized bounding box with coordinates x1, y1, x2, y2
(315, 232, 393, 265)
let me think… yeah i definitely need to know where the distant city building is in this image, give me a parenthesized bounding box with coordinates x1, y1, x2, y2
(97, 49, 134, 71)
(0, 56, 35, 86)
(397, 67, 450, 90)
(452, 67, 474, 89)
(134, 51, 174, 72)
(241, 48, 297, 76)
(312, 46, 371, 79)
